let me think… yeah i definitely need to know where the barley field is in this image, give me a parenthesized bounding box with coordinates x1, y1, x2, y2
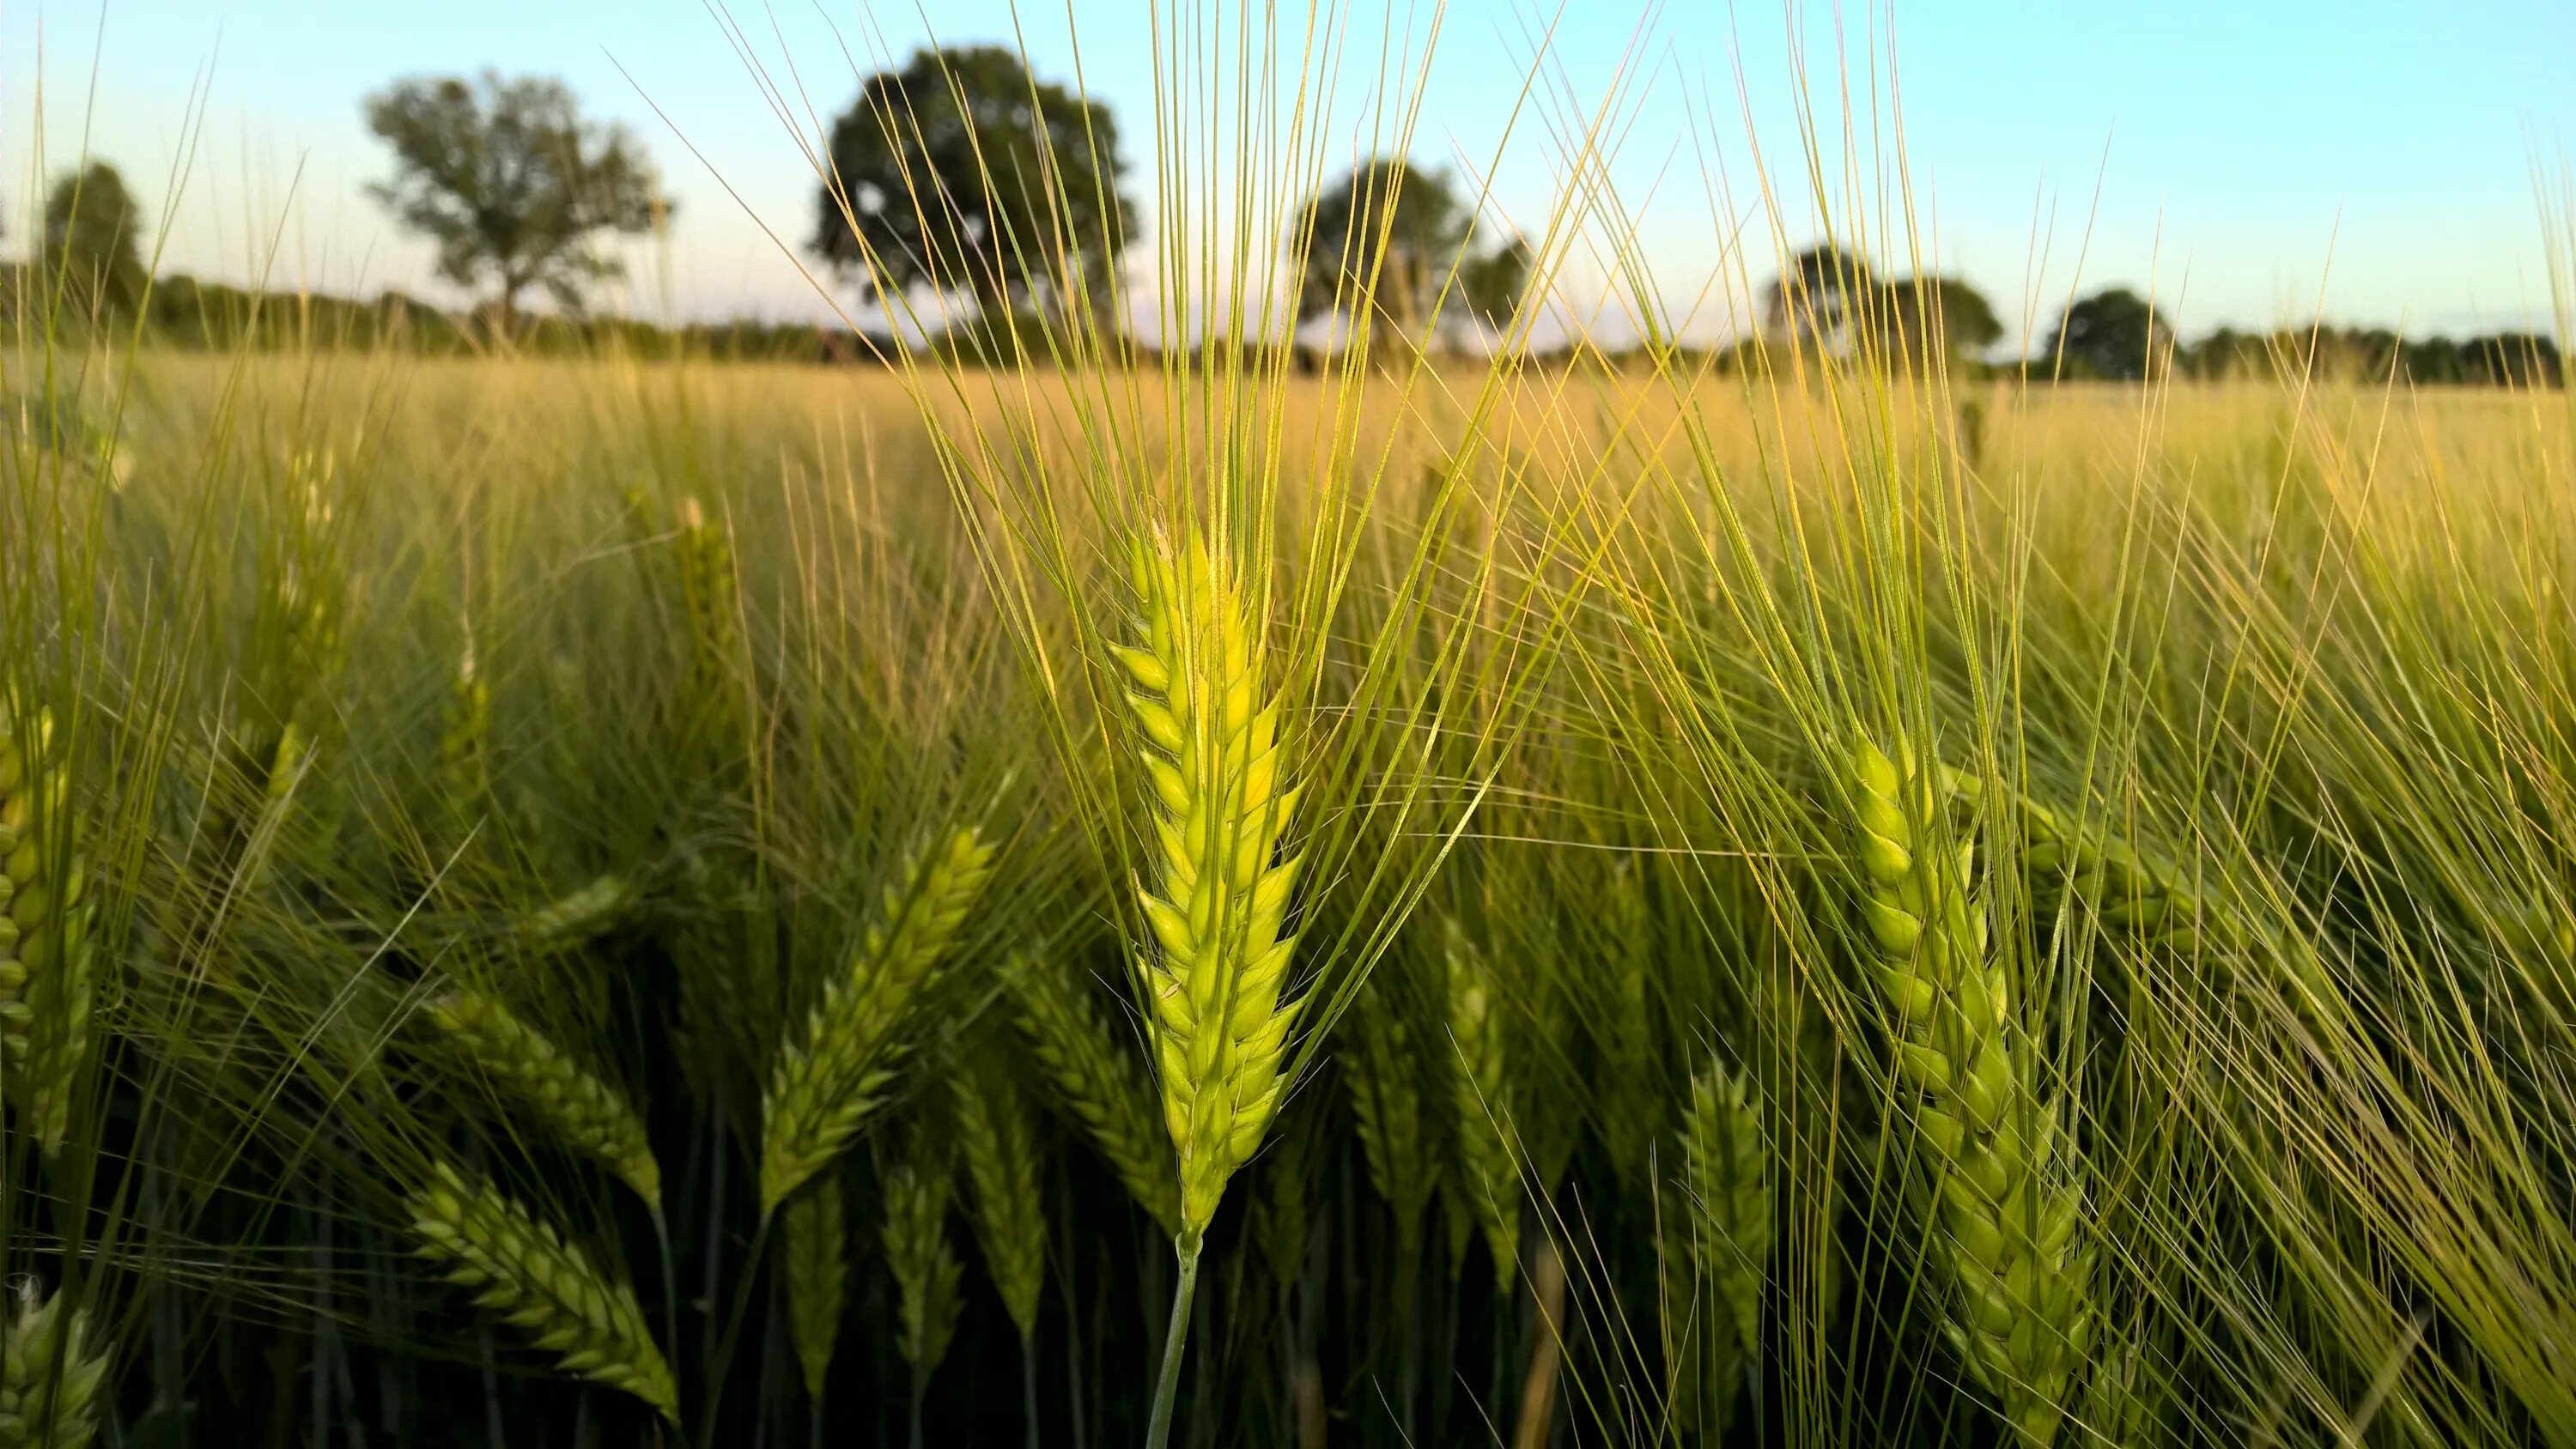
(4, 319, 2571, 1449)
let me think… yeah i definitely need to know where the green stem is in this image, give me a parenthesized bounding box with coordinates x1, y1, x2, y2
(1023, 1329, 1043, 1449)
(1142, 1235, 1203, 1449)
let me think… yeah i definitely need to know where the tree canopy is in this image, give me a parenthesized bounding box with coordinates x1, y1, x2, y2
(44, 162, 149, 319)
(1760, 244, 1875, 346)
(2046, 287, 2175, 380)
(1287, 157, 1529, 349)
(1880, 275, 2002, 367)
(811, 45, 1132, 327)
(363, 73, 664, 331)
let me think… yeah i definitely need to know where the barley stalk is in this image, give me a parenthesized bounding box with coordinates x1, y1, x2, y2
(1119, 534, 1307, 1240)
(1010, 955, 1183, 1233)
(1850, 739, 2093, 1446)
(425, 989, 662, 1210)
(0, 1281, 110, 1449)
(1440, 915, 1519, 1291)
(405, 1161, 678, 1422)
(2, 703, 97, 1156)
(951, 1055, 1048, 1339)
(778, 1174, 850, 1407)
(759, 825, 996, 1212)
(1665, 1065, 1770, 1435)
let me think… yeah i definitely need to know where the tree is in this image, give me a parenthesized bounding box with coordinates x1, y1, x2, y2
(1456, 232, 1534, 334)
(1760, 244, 1874, 348)
(2045, 287, 2174, 381)
(43, 162, 148, 318)
(1878, 275, 2002, 369)
(811, 46, 1132, 331)
(1286, 157, 1526, 352)
(363, 73, 664, 333)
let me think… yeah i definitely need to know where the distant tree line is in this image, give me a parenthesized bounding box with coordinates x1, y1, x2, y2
(8, 62, 2560, 390)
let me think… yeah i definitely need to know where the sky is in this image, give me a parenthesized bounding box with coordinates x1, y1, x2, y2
(2, 0, 2571, 345)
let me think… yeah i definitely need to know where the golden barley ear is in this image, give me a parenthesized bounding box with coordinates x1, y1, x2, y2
(779, 1174, 851, 1407)
(0, 1280, 112, 1449)
(1, 703, 100, 1157)
(1010, 954, 1184, 1234)
(759, 825, 997, 1213)
(951, 1053, 1048, 1339)
(425, 989, 662, 1210)
(406, 1161, 679, 1422)
(1850, 739, 2094, 1447)
(1118, 533, 1305, 1241)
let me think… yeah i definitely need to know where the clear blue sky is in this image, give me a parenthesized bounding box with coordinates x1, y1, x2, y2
(3, 0, 2570, 343)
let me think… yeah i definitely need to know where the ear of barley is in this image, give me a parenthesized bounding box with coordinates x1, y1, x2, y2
(1010, 955, 1183, 1233)
(1850, 739, 2094, 1446)
(1117, 534, 1306, 1242)
(1343, 975, 1437, 1255)
(406, 1161, 678, 1422)
(1439, 916, 1520, 1292)
(0, 1280, 111, 1449)
(1665, 1065, 1771, 1435)
(1948, 767, 2337, 1018)
(883, 1137, 966, 1379)
(425, 989, 662, 1210)
(1597, 861, 1663, 1185)
(951, 1056, 1048, 1340)
(518, 874, 638, 954)
(759, 825, 996, 1213)
(778, 1174, 850, 1406)
(438, 644, 490, 819)
(1, 703, 98, 1156)
(674, 497, 742, 749)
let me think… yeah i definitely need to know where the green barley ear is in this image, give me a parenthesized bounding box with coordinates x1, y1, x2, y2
(759, 825, 997, 1212)
(883, 1134, 966, 1380)
(1665, 1065, 1771, 1435)
(1850, 739, 2094, 1446)
(1952, 767, 2339, 1019)
(438, 643, 491, 821)
(1, 702, 98, 1156)
(0, 1280, 111, 1449)
(406, 1161, 678, 1422)
(1118, 533, 1306, 1242)
(425, 989, 662, 1210)
(1439, 915, 1519, 1292)
(1597, 859, 1664, 1185)
(1343, 975, 1437, 1257)
(1010, 955, 1183, 1234)
(518, 874, 638, 955)
(779, 1175, 851, 1407)
(951, 1054, 1048, 1340)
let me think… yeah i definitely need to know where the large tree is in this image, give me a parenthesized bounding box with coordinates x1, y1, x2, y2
(811, 45, 1131, 329)
(2045, 287, 2175, 380)
(1287, 157, 1528, 350)
(43, 162, 148, 319)
(363, 73, 664, 333)
(1760, 243, 1874, 347)
(1879, 275, 2002, 368)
